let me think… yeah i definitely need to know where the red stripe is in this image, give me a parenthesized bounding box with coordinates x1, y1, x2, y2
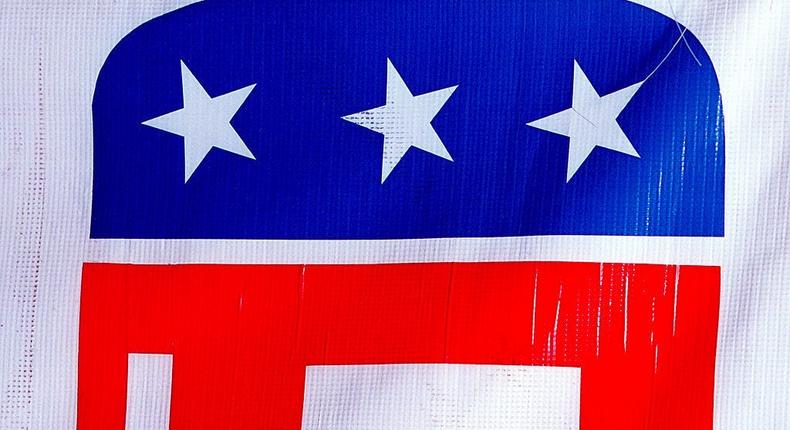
(78, 262, 719, 429)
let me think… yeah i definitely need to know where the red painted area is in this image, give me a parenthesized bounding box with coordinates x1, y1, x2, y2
(78, 262, 719, 429)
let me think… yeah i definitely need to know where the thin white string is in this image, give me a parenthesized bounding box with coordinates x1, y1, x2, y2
(571, 107, 597, 128)
(643, 27, 689, 84)
(667, 0, 702, 66)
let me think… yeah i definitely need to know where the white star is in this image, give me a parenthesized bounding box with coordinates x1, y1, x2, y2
(142, 60, 256, 183)
(528, 61, 642, 182)
(343, 59, 457, 183)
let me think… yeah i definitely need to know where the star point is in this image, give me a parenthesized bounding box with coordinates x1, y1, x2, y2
(343, 58, 457, 183)
(142, 60, 256, 183)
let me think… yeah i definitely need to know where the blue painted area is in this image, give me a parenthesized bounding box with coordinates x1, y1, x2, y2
(91, 0, 724, 239)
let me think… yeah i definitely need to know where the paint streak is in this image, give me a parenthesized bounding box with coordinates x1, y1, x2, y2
(623, 274, 630, 352)
(673, 265, 680, 336)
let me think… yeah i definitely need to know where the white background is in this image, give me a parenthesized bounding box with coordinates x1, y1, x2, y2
(0, 0, 788, 428)
(301, 364, 580, 429)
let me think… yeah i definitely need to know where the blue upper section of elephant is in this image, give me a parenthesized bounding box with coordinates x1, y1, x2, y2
(91, 0, 724, 239)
